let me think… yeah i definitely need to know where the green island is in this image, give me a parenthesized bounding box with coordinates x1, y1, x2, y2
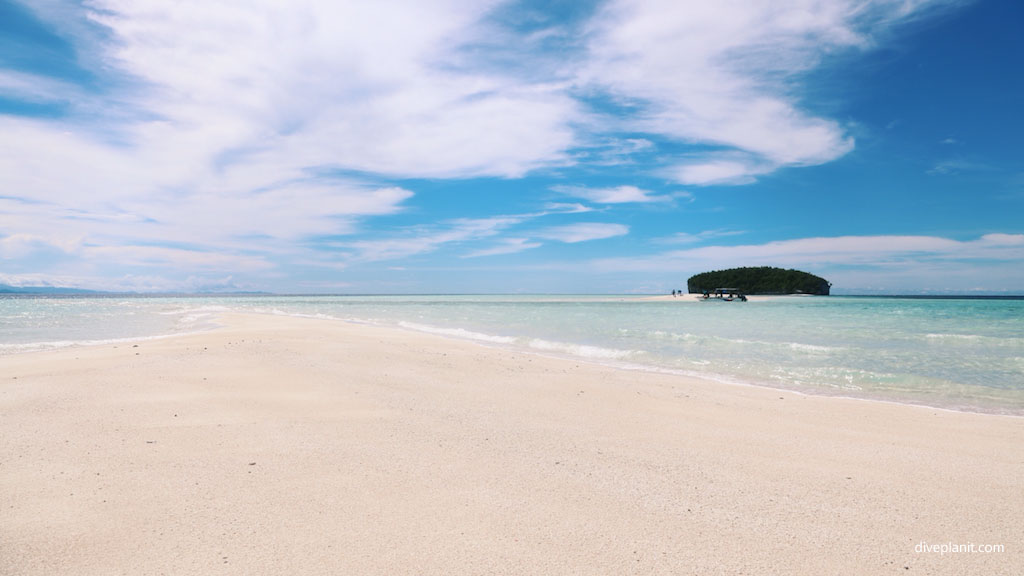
(687, 267, 831, 295)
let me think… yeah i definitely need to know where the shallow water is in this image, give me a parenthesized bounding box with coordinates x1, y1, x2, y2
(2, 294, 1022, 414)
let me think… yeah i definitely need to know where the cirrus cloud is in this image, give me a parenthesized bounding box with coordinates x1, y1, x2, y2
(535, 222, 630, 243)
(552, 184, 677, 204)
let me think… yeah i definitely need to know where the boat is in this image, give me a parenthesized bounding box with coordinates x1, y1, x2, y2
(699, 288, 747, 302)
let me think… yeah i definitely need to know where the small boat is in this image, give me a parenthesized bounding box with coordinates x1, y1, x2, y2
(700, 288, 747, 302)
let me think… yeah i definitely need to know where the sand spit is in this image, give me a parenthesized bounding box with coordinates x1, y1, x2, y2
(2, 313, 1021, 575)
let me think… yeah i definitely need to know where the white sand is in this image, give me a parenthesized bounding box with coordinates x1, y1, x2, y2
(2, 313, 1021, 575)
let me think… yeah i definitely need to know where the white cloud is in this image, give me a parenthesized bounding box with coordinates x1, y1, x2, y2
(0, 165, 414, 249)
(927, 158, 990, 175)
(653, 229, 746, 245)
(542, 202, 596, 214)
(0, 70, 82, 105)
(81, 245, 274, 272)
(571, 137, 655, 166)
(662, 156, 772, 186)
(338, 218, 629, 264)
(80, 0, 580, 179)
(336, 215, 528, 264)
(0, 233, 79, 258)
(576, 0, 963, 185)
(315, 205, 639, 264)
(535, 222, 629, 243)
(0, 269, 261, 293)
(552, 184, 673, 204)
(462, 238, 543, 258)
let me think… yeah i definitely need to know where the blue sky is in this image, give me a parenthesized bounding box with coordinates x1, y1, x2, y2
(1, 0, 1022, 294)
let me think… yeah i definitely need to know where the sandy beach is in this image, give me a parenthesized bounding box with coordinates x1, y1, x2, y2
(2, 313, 1021, 575)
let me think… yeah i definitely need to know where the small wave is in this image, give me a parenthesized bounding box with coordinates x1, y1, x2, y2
(788, 342, 834, 353)
(921, 332, 991, 344)
(650, 330, 700, 342)
(339, 316, 385, 326)
(398, 322, 517, 344)
(0, 340, 79, 354)
(267, 308, 342, 321)
(398, 322, 639, 363)
(527, 338, 637, 360)
(922, 332, 1024, 349)
(157, 305, 231, 327)
(159, 305, 231, 316)
(176, 307, 232, 328)
(0, 332, 204, 356)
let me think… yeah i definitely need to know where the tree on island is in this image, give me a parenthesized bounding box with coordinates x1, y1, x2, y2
(686, 267, 831, 295)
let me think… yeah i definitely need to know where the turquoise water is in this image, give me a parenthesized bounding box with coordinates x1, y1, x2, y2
(2, 294, 1022, 414)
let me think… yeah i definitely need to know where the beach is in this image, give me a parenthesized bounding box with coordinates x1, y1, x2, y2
(2, 312, 1021, 575)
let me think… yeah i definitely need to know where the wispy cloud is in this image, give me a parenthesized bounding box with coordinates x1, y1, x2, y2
(326, 215, 530, 266)
(570, 137, 655, 166)
(542, 202, 596, 214)
(927, 158, 991, 175)
(0, 70, 82, 105)
(660, 156, 773, 186)
(329, 211, 632, 264)
(653, 229, 746, 245)
(535, 222, 630, 243)
(552, 184, 676, 204)
(462, 238, 543, 258)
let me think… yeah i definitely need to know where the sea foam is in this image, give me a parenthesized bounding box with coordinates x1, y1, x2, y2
(398, 321, 517, 344)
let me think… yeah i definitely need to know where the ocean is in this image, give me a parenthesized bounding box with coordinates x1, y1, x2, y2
(2, 294, 1022, 415)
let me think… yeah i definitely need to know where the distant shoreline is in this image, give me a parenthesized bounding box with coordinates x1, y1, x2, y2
(3, 290, 1023, 299)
